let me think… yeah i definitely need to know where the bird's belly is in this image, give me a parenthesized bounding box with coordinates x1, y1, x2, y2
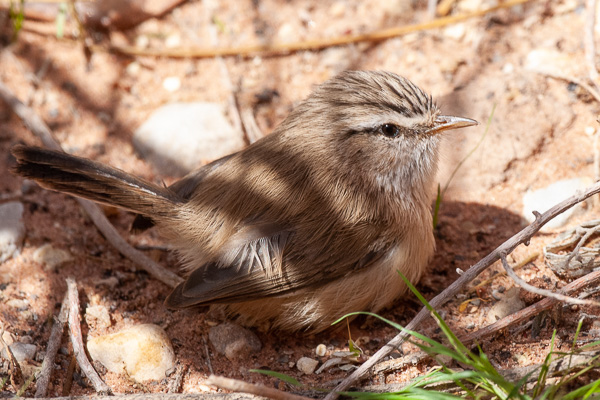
(215, 230, 435, 332)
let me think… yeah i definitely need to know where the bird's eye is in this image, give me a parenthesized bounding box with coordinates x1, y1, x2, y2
(380, 124, 400, 138)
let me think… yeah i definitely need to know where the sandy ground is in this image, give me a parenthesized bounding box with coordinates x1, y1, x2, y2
(1, 0, 600, 396)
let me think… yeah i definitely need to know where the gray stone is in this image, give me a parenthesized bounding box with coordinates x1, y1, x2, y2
(488, 287, 525, 323)
(208, 322, 262, 361)
(1, 342, 37, 363)
(0, 202, 25, 263)
(133, 102, 245, 175)
(87, 324, 175, 381)
(296, 357, 319, 374)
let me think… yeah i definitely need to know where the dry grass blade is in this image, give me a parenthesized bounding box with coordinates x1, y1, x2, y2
(105, 0, 533, 59)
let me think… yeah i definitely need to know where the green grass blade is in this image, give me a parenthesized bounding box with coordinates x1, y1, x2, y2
(249, 369, 303, 387)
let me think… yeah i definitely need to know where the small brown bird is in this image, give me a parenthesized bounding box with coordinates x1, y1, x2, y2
(12, 71, 476, 332)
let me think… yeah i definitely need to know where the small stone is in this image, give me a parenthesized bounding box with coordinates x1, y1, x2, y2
(443, 23, 465, 40)
(491, 289, 502, 301)
(165, 33, 181, 48)
(96, 276, 120, 289)
(135, 35, 149, 48)
(502, 63, 514, 74)
(1, 342, 37, 363)
(488, 287, 525, 323)
(296, 357, 319, 374)
(522, 178, 592, 231)
(1, 331, 15, 345)
(162, 77, 181, 92)
(585, 126, 596, 136)
(133, 102, 244, 175)
(208, 322, 262, 361)
(0, 202, 25, 263)
(87, 324, 175, 381)
(32, 244, 73, 271)
(315, 344, 327, 357)
(126, 62, 141, 76)
(6, 298, 28, 310)
(85, 305, 112, 328)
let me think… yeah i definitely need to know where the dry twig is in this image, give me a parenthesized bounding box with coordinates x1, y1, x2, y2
(0, 80, 183, 288)
(206, 375, 311, 400)
(202, 336, 214, 376)
(326, 181, 600, 400)
(66, 278, 112, 395)
(459, 267, 600, 344)
(35, 292, 69, 398)
(105, 0, 533, 59)
(0, 323, 23, 388)
(499, 252, 600, 306)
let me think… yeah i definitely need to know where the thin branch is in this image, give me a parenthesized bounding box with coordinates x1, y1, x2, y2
(326, 180, 600, 400)
(562, 223, 600, 270)
(104, 0, 533, 59)
(499, 252, 600, 306)
(205, 375, 311, 400)
(202, 336, 214, 376)
(468, 252, 539, 294)
(66, 278, 112, 395)
(0, 323, 23, 388)
(35, 292, 69, 398)
(459, 267, 600, 343)
(0, 80, 183, 288)
(539, 71, 600, 103)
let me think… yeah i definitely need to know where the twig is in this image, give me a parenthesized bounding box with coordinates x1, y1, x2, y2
(202, 0, 244, 141)
(499, 252, 600, 306)
(326, 180, 600, 400)
(202, 336, 214, 375)
(459, 267, 600, 344)
(62, 355, 77, 396)
(0, 323, 23, 388)
(562, 223, 600, 270)
(205, 375, 311, 400)
(167, 364, 186, 394)
(539, 71, 600, 103)
(0, 80, 183, 288)
(105, 0, 533, 59)
(20, 395, 257, 400)
(66, 278, 112, 395)
(35, 292, 69, 398)
(468, 252, 539, 294)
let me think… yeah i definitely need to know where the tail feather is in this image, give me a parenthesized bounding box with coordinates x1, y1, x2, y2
(11, 145, 182, 219)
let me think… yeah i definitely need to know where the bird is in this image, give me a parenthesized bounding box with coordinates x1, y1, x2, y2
(11, 70, 477, 332)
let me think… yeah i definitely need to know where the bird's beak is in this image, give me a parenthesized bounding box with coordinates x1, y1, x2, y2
(427, 115, 478, 135)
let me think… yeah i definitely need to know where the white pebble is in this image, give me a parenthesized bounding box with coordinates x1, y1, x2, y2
(502, 63, 514, 74)
(87, 324, 175, 382)
(32, 244, 73, 271)
(162, 77, 181, 92)
(315, 344, 327, 357)
(585, 126, 596, 136)
(522, 178, 592, 231)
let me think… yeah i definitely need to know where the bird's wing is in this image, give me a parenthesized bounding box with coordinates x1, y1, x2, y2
(164, 222, 388, 308)
(131, 153, 237, 231)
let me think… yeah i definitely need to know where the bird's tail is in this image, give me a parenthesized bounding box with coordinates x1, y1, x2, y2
(11, 145, 182, 220)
